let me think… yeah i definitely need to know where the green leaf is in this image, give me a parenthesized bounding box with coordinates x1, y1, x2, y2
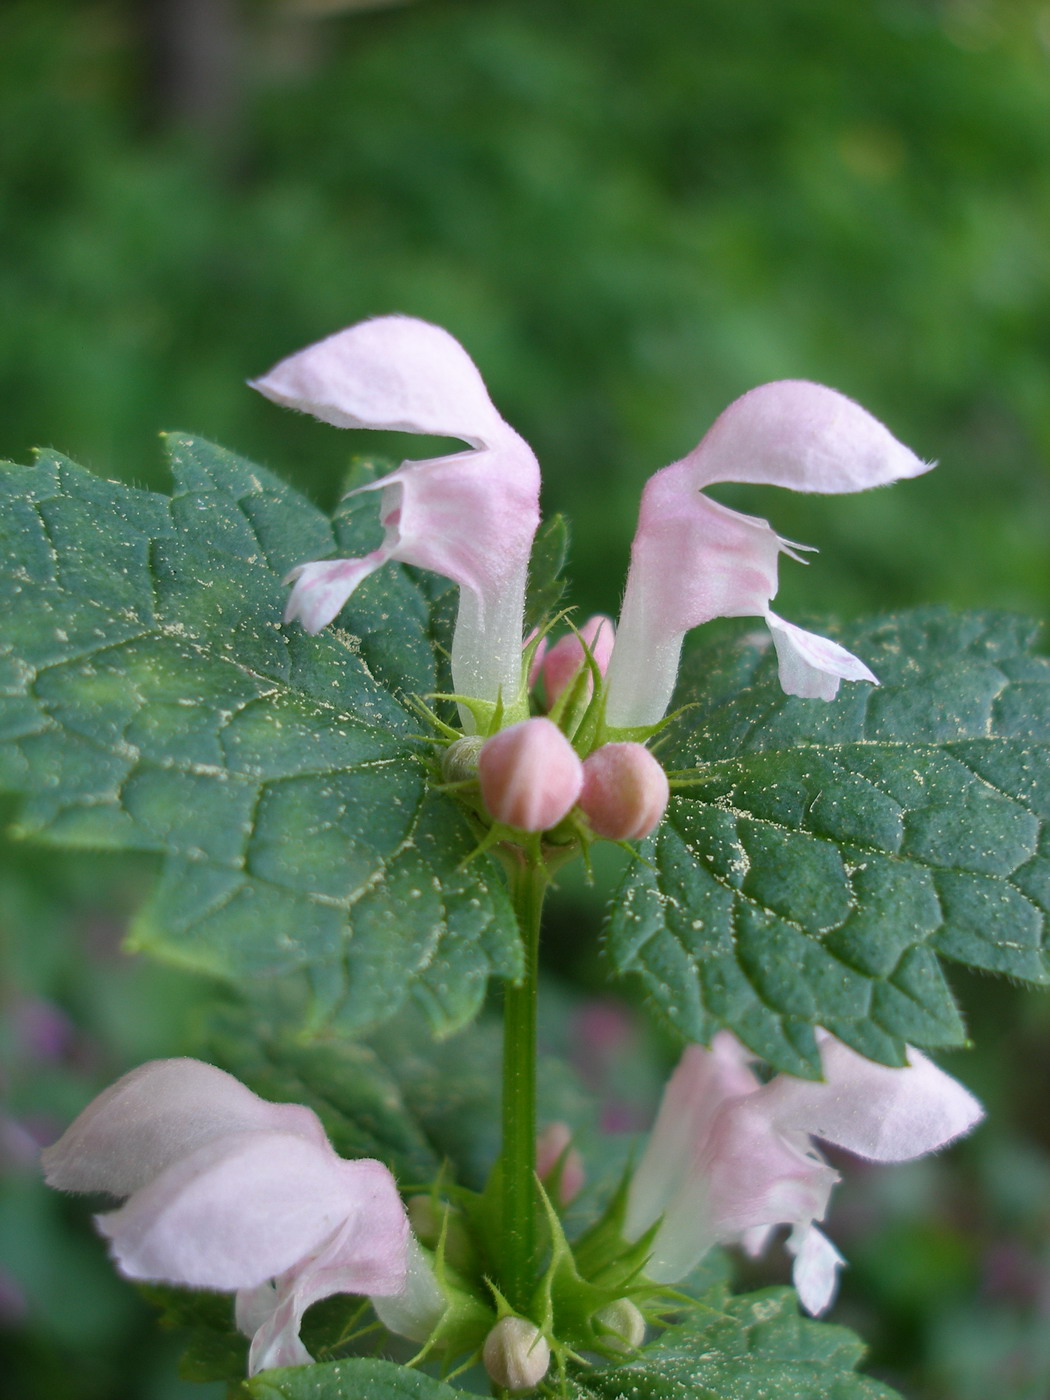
(525, 514, 571, 633)
(244, 1358, 461, 1400)
(139, 1285, 248, 1383)
(610, 609, 1050, 1074)
(205, 999, 595, 1192)
(0, 437, 520, 1035)
(552, 1285, 901, 1400)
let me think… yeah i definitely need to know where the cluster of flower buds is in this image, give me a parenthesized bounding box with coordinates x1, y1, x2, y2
(472, 716, 669, 842)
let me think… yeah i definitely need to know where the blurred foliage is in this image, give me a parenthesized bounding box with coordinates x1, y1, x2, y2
(2, 0, 1050, 1397)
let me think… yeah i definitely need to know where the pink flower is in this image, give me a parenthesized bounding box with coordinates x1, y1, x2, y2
(41, 1059, 409, 1374)
(604, 381, 932, 726)
(253, 317, 540, 718)
(624, 1031, 982, 1314)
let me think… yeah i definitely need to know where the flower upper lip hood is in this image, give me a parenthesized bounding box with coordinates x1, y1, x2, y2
(41, 1058, 409, 1375)
(603, 379, 933, 727)
(252, 316, 541, 719)
(624, 1029, 982, 1315)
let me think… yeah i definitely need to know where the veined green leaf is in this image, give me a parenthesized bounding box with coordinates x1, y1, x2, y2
(0, 437, 520, 1035)
(552, 1284, 900, 1399)
(610, 610, 1050, 1074)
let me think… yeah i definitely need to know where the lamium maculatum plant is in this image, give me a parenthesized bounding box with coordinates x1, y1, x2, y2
(4, 316, 1048, 1400)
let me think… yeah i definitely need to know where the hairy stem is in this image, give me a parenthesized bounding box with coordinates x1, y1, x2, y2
(499, 852, 548, 1311)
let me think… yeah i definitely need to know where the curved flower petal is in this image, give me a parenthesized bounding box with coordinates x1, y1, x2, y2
(243, 1179, 410, 1375)
(283, 556, 387, 634)
(754, 1035, 985, 1162)
(626, 1030, 982, 1302)
(787, 1223, 845, 1316)
(371, 1234, 448, 1345)
(681, 380, 932, 493)
(605, 383, 925, 727)
(641, 1100, 837, 1284)
(765, 612, 878, 702)
(251, 315, 511, 445)
(96, 1131, 400, 1292)
(255, 317, 541, 713)
(41, 1059, 325, 1198)
(624, 1033, 759, 1245)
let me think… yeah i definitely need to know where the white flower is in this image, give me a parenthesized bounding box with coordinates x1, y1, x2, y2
(41, 1058, 409, 1374)
(253, 316, 540, 719)
(604, 381, 932, 726)
(624, 1030, 982, 1314)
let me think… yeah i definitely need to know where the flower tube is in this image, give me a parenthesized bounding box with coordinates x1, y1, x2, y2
(253, 316, 541, 718)
(624, 1031, 982, 1314)
(604, 381, 932, 727)
(41, 1058, 409, 1374)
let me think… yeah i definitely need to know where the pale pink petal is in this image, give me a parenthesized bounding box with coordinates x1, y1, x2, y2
(642, 1099, 838, 1282)
(788, 1223, 845, 1316)
(256, 318, 541, 712)
(756, 1036, 984, 1162)
(240, 1284, 314, 1372)
(245, 1179, 410, 1375)
(97, 1133, 395, 1291)
(41, 1059, 325, 1198)
(283, 556, 385, 633)
(369, 450, 541, 710)
(765, 612, 878, 701)
(682, 381, 932, 494)
(251, 316, 509, 446)
(624, 1034, 760, 1246)
(605, 469, 783, 726)
(740, 1223, 776, 1258)
(702, 1105, 838, 1244)
(372, 1235, 447, 1345)
(606, 384, 926, 727)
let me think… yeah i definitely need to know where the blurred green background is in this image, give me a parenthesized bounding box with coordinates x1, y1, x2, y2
(2, 1, 1050, 1396)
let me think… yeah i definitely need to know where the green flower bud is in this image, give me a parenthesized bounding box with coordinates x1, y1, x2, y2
(482, 1316, 551, 1392)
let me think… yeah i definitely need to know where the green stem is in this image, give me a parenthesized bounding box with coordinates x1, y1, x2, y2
(500, 851, 548, 1312)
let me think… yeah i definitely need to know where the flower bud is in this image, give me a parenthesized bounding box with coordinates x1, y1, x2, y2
(483, 1316, 551, 1392)
(541, 615, 615, 708)
(594, 1298, 646, 1351)
(441, 735, 484, 783)
(478, 718, 583, 832)
(579, 743, 669, 840)
(536, 1121, 585, 1205)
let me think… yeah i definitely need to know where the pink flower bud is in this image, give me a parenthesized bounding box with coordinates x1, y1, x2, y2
(483, 1316, 551, 1392)
(536, 1121, 585, 1205)
(477, 718, 583, 832)
(541, 615, 614, 708)
(579, 743, 669, 840)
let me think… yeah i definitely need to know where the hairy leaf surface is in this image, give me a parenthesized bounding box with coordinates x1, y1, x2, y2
(553, 1285, 900, 1399)
(0, 439, 520, 1034)
(610, 610, 1050, 1074)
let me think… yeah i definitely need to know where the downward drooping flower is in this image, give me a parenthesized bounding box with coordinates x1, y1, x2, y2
(253, 316, 540, 716)
(604, 381, 932, 727)
(41, 1059, 410, 1374)
(624, 1031, 982, 1314)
